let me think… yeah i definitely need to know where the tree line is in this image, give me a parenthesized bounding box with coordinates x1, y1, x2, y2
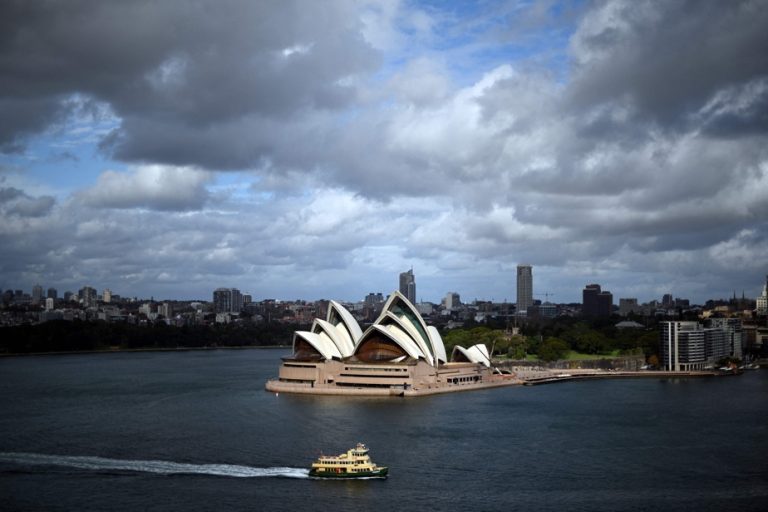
(1, 315, 661, 361)
(442, 316, 660, 362)
(0, 319, 302, 354)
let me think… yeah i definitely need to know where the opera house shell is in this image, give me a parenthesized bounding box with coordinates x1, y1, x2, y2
(266, 291, 518, 396)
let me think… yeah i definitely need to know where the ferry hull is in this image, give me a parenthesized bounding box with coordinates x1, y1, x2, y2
(309, 467, 388, 479)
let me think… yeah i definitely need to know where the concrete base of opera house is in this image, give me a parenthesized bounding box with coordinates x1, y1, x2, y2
(264, 358, 523, 397)
(265, 375, 524, 397)
(264, 361, 733, 397)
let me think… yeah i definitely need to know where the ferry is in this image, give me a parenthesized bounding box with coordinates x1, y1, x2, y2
(309, 443, 388, 479)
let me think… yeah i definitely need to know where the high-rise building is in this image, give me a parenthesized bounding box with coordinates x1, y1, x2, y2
(103, 289, 112, 303)
(619, 298, 639, 317)
(516, 264, 533, 315)
(661, 320, 735, 371)
(158, 302, 172, 318)
(444, 292, 461, 310)
(31, 284, 43, 305)
(364, 292, 384, 307)
(582, 284, 613, 317)
(213, 288, 243, 314)
(79, 286, 97, 308)
(45, 298, 55, 311)
(399, 269, 416, 304)
(47, 287, 57, 301)
(707, 318, 743, 360)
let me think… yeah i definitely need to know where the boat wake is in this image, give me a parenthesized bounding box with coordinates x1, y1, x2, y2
(0, 452, 309, 479)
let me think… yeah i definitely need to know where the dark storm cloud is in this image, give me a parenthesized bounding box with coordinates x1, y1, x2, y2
(568, 0, 768, 132)
(0, 186, 24, 203)
(0, 97, 71, 153)
(0, 186, 55, 217)
(0, 0, 378, 168)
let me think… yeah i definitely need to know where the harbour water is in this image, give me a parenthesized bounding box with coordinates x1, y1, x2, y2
(1, 349, 766, 511)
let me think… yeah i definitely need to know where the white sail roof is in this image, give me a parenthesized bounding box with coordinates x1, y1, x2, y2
(451, 343, 492, 367)
(312, 318, 355, 357)
(378, 311, 434, 365)
(290, 291, 445, 365)
(293, 331, 343, 361)
(327, 300, 363, 346)
(427, 326, 448, 364)
(353, 323, 426, 362)
(374, 291, 437, 365)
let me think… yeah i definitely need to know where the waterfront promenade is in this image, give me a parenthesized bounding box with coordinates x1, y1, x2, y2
(513, 367, 729, 385)
(266, 367, 737, 396)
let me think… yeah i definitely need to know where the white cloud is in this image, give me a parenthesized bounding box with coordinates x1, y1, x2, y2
(2, 0, 767, 303)
(79, 165, 211, 211)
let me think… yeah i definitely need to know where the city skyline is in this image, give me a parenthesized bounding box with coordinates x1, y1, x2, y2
(3, 272, 765, 308)
(2, 1, 767, 304)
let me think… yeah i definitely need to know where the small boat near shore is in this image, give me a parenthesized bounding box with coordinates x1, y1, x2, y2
(309, 443, 388, 479)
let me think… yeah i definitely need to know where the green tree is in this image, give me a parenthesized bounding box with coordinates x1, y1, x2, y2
(507, 334, 528, 360)
(537, 337, 569, 362)
(575, 330, 610, 354)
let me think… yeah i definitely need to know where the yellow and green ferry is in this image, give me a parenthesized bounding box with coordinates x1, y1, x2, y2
(309, 443, 388, 479)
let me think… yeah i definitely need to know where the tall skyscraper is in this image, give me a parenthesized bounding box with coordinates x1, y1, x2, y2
(213, 288, 243, 313)
(516, 264, 533, 315)
(444, 292, 461, 310)
(31, 284, 43, 305)
(399, 269, 416, 304)
(79, 286, 97, 308)
(582, 283, 612, 317)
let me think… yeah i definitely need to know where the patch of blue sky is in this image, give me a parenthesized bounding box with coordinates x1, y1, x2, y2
(3, 131, 121, 199)
(208, 172, 263, 204)
(381, 0, 579, 88)
(1, 93, 123, 198)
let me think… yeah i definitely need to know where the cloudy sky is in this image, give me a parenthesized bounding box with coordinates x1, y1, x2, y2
(1, 0, 767, 304)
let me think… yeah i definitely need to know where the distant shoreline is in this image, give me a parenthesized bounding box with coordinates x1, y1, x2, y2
(0, 345, 291, 358)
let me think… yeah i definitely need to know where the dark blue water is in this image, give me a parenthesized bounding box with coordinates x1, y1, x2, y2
(1, 350, 766, 511)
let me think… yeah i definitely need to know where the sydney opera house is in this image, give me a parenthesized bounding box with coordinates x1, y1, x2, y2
(265, 291, 520, 396)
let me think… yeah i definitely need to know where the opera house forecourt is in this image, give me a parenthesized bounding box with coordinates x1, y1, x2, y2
(265, 291, 521, 397)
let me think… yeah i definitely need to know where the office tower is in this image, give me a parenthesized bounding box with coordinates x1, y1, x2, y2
(213, 288, 243, 313)
(444, 292, 461, 310)
(707, 318, 744, 360)
(619, 298, 639, 317)
(31, 284, 43, 305)
(47, 287, 57, 300)
(157, 302, 172, 318)
(364, 293, 384, 307)
(79, 286, 97, 308)
(583, 284, 612, 317)
(661, 320, 734, 371)
(399, 269, 416, 304)
(516, 265, 533, 315)
(103, 289, 112, 303)
(45, 298, 55, 311)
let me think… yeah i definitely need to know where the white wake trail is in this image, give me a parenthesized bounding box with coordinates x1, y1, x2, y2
(0, 452, 309, 479)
